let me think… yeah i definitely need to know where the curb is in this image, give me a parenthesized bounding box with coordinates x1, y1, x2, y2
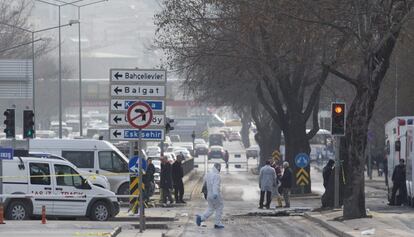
(110, 226, 122, 237)
(303, 213, 354, 237)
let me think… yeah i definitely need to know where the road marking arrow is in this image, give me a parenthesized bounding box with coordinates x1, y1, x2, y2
(113, 130, 121, 138)
(113, 115, 122, 124)
(113, 101, 122, 109)
(114, 72, 123, 80)
(114, 87, 122, 94)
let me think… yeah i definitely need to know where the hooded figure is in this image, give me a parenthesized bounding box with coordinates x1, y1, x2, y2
(196, 163, 224, 229)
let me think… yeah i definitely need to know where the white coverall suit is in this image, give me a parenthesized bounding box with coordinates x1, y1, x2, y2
(201, 166, 223, 225)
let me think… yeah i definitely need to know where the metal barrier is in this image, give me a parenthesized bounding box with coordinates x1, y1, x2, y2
(182, 158, 194, 176)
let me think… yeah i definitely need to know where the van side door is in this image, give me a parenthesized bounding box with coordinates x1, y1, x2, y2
(98, 151, 129, 194)
(52, 164, 90, 216)
(28, 162, 54, 215)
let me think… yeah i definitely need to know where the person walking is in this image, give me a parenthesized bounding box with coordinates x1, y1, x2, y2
(323, 159, 335, 189)
(389, 159, 407, 206)
(280, 161, 293, 208)
(160, 156, 174, 206)
(172, 156, 186, 203)
(196, 163, 224, 229)
(259, 160, 277, 209)
(224, 150, 229, 169)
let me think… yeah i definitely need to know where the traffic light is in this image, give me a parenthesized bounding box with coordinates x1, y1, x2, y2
(166, 117, 174, 133)
(23, 110, 35, 138)
(331, 102, 346, 136)
(3, 109, 15, 138)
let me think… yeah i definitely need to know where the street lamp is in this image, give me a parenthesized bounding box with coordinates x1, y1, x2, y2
(35, 0, 108, 137)
(0, 20, 79, 135)
(35, 0, 87, 138)
(75, 0, 109, 136)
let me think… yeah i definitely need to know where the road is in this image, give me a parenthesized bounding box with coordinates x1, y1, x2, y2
(165, 139, 338, 237)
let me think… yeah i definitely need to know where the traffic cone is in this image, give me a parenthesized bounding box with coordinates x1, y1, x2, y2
(41, 205, 46, 224)
(0, 204, 5, 224)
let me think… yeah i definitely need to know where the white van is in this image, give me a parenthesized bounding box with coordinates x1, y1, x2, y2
(29, 152, 110, 190)
(29, 139, 131, 197)
(2, 156, 119, 221)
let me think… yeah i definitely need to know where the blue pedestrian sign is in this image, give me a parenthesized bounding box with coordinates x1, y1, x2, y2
(295, 153, 310, 168)
(0, 148, 13, 160)
(128, 156, 147, 175)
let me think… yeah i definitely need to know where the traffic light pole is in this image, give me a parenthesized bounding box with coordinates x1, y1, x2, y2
(334, 137, 340, 208)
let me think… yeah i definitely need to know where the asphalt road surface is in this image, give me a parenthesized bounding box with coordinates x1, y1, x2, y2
(173, 140, 338, 237)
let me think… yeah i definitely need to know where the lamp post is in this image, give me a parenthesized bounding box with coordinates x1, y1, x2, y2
(35, 0, 86, 138)
(76, 0, 108, 136)
(0, 20, 78, 135)
(36, 0, 108, 137)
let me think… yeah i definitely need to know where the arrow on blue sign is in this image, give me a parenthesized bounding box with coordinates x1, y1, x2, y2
(295, 153, 310, 168)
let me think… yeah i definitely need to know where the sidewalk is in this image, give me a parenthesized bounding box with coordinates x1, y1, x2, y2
(305, 209, 414, 237)
(114, 170, 203, 237)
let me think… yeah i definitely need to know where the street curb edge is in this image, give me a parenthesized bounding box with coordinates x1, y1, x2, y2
(303, 213, 354, 237)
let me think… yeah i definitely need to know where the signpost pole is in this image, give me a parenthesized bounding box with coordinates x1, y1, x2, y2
(138, 128, 145, 232)
(334, 138, 340, 208)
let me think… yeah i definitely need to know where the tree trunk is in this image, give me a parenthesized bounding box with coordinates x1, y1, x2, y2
(342, 76, 382, 218)
(254, 120, 281, 168)
(240, 114, 251, 148)
(284, 116, 312, 194)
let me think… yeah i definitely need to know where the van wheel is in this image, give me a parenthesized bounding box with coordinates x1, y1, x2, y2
(90, 201, 110, 221)
(6, 201, 30, 220)
(117, 183, 129, 203)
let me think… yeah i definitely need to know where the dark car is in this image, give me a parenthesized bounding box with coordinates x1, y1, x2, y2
(209, 133, 224, 146)
(195, 143, 209, 156)
(208, 145, 225, 159)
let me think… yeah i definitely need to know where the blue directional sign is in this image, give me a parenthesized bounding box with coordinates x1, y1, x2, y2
(111, 100, 165, 112)
(110, 128, 165, 141)
(0, 148, 14, 160)
(295, 153, 310, 168)
(128, 156, 147, 175)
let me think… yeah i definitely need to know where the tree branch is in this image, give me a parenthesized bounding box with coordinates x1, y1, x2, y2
(323, 63, 360, 87)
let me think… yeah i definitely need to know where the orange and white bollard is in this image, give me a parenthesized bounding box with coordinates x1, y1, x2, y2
(0, 204, 5, 224)
(41, 205, 46, 224)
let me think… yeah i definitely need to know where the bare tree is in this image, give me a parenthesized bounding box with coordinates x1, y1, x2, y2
(290, 0, 414, 218)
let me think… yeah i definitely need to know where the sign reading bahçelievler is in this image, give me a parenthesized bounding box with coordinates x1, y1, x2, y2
(109, 69, 166, 141)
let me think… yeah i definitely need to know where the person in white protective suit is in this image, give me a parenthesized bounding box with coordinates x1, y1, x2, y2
(196, 163, 224, 229)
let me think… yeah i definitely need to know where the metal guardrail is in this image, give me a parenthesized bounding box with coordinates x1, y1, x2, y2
(182, 158, 194, 176)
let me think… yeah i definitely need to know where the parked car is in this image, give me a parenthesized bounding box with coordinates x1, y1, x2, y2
(29, 152, 111, 190)
(208, 145, 225, 159)
(35, 130, 56, 138)
(195, 143, 209, 156)
(146, 146, 161, 157)
(173, 148, 192, 160)
(246, 145, 260, 159)
(170, 134, 181, 142)
(2, 155, 119, 221)
(194, 138, 206, 144)
(209, 133, 224, 146)
(29, 139, 132, 198)
(228, 132, 241, 141)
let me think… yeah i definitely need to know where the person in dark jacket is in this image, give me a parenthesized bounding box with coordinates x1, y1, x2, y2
(389, 159, 407, 206)
(144, 158, 156, 202)
(160, 156, 174, 206)
(172, 156, 186, 203)
(323, 159, 335, 189)
(224, 150, 229, 169)
(280, 161, 293, 208)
